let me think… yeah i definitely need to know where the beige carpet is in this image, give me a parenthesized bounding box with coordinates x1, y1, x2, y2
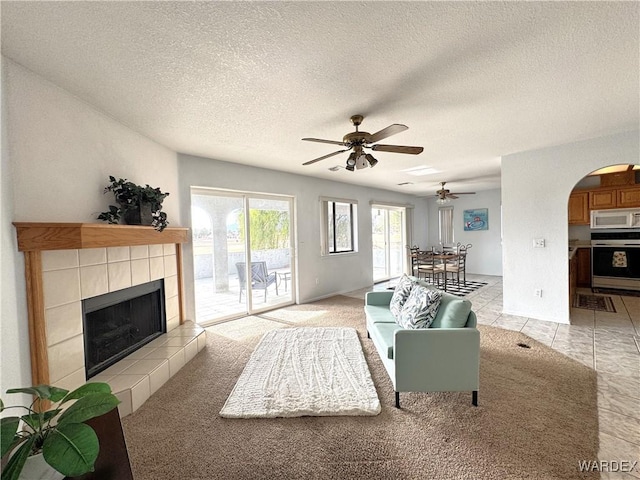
(122, 295, 599, 480)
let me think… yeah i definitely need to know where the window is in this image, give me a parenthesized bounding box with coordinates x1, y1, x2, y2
(321, 198, 357, 254)
(438, 206, 454, 245)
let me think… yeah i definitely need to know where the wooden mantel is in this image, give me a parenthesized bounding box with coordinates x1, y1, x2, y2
(13, 222, 189, 251)
(13, 222, 189, 388)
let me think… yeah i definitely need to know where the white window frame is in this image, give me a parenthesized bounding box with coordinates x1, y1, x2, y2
(320, 197, 358, 255)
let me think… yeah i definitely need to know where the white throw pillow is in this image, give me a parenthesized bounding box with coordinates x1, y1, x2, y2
(397, 285, 442, 329)
(390, 274, 415, 320)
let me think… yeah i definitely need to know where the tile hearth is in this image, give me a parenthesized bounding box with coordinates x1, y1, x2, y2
(91, 321, 206, 417)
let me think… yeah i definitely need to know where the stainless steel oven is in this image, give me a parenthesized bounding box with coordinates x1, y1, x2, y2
(591, 231, 640, 291)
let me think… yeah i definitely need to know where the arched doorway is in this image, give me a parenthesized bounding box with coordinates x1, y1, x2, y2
(567, 163, 639, 322)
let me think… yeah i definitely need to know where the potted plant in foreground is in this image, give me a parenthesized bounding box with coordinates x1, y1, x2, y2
(0, 383, 120, 480)
(98, 176, 170, 231)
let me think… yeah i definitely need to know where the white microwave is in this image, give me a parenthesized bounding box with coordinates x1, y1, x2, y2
(591, 208, 640, 229)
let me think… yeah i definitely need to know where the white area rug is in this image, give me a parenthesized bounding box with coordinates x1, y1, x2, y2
(219, 327, 381, 418)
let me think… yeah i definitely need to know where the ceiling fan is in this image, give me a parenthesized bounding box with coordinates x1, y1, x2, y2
(302, 115, 424, 171)
(435, 182, 476, 203)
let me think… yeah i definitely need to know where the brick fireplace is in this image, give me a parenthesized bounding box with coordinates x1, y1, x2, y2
(13, 223, 205, 415)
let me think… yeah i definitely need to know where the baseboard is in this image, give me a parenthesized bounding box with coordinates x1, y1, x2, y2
(303, 287, 367, 304)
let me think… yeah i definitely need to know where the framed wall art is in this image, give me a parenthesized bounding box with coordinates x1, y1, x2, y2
(463, 208, 488, 231)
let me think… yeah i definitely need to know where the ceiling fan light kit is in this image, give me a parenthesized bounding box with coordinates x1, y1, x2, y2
(364, 154, 378, 168)
(302, 115, 424, 171)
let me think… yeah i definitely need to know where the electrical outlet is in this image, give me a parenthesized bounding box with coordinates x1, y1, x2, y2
(535, 289, 542, 297)
(315, 278, 320, 285)
(533, 238, 545, 248)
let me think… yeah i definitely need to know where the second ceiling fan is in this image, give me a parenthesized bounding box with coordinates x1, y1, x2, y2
(435, 182, 476, 203)
(302, 115, 424, 171)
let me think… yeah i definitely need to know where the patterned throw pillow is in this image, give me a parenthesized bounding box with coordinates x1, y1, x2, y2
(397, 285, 443, 329)
(390, 274, 415, 320)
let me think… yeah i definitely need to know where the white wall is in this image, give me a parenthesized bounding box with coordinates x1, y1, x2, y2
(426, 188, 503, 276)
(1, 58, 181, 395)
(502, 130, 640, 323)
(1, 58, 31, 406)
(178, 154, 430, 320)
(6, 60, 180, 223)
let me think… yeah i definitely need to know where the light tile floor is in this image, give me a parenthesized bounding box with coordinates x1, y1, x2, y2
(210, 274, 640, 478)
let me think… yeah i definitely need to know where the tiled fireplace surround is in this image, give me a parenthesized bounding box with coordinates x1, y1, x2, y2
(14, 223, 205, 417)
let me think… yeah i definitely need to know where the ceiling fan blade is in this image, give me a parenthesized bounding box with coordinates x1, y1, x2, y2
(302, 137, 348, 146)
(449, 192, 476, 195)
(447, 194, 459, 199)
(371, 144, 424, 155)
(302, 149, 349, 166)
(367, 124, 408, 143)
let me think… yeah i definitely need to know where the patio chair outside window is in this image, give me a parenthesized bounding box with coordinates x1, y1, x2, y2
(236, 261, 278, 302)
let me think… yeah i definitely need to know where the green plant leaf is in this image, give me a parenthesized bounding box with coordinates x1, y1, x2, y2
(20, 409, 61, 432)
(0, 417, 20, 458)
(42, 423, 98, 477)
(60, 382, 113, 405)
(57, 394, 119, 425)
(5, 385, 68, 402)
(1, 436, 35, 480)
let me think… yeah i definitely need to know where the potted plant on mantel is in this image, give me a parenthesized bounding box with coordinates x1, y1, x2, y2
(0, 383, 120, 480)
(97, 176, 170, 232)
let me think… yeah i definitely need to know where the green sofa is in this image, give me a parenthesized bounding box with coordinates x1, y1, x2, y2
(365, 278, 480, 408)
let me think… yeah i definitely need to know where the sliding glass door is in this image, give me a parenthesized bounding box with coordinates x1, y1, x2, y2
(372, 206, 405, 282)
(191, 189, 294, 324)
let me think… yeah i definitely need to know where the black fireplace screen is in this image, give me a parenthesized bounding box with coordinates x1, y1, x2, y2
(82, 279, 166, 378)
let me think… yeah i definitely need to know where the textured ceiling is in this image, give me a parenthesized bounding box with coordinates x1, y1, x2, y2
(2, 2, 639, 196)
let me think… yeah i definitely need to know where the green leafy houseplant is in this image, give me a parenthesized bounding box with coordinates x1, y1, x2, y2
(0, 383, 120, 480)
(98, 176, 170, 232)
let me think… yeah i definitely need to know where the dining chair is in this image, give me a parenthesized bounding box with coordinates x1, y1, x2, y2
(444, 244, 472, 285)
(415, 250, 444, 285)
(440, 242, 462, 266)
(407, 245, 420, 277)
(440, 242, 461, 254)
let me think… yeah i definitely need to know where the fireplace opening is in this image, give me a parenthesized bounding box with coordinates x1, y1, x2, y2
(82, 279, 166, 379)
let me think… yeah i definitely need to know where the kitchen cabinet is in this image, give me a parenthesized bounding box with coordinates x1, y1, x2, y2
(588, 185, 640, 210)
(601, 170, 636, 187)
(589, 189, 617, 209)
(618, 187, 640, 208)
(570, 185, 640, 221)
(568, 192, 589, 225)
(576, 248, 591, 288)
(569, 252, 577, 303)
